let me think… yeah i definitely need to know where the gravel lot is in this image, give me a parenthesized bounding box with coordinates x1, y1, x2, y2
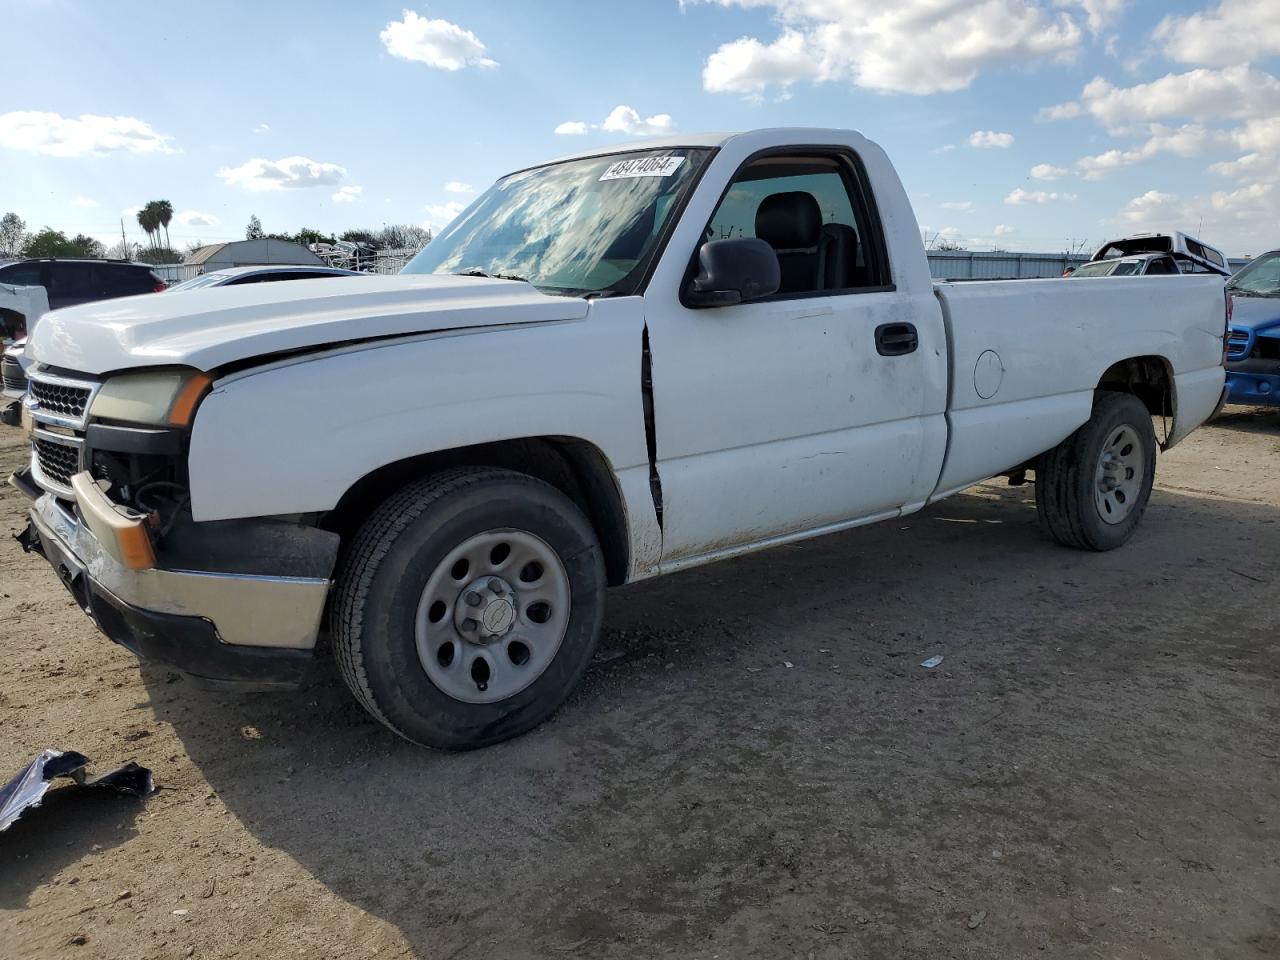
(1, 408, 1277, 960)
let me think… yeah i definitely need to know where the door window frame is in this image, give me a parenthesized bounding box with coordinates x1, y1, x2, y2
(679, 145, 896, 308)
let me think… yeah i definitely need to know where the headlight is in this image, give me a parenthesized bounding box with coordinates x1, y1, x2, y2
(90, 368, 212, 426)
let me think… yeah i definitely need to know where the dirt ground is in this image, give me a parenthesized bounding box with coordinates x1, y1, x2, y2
(1, 408, 1277, 960)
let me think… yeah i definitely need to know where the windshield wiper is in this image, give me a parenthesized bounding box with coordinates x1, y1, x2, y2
(452, 268, 529, 283)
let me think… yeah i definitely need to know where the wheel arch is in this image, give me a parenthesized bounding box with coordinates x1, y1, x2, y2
(1096, 354, 1176, 448)
(322, 436, 632, 587)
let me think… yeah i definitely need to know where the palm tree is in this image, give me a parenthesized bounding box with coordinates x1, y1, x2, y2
(155, 200, 173, 251)
(136, 206, 156, 250)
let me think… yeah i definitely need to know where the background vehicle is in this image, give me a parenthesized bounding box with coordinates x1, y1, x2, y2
(0, 258, 166, 312)
(13, 128, 1229, 750)
(1091, 232, 1230, 277)
(0, 260, 164, 411)
(1070, 253, 1182, 278)
(1224, 249, 1280, 406)
(167, 265, 364, 291)
(2, 340, 28, 403)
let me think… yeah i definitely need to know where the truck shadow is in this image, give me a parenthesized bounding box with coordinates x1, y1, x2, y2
(0, 786, 146, 909)
(140, 482, 1280, 958)
(1209, 405, 1280, 434)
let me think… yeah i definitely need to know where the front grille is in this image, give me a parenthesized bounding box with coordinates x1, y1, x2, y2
(33, 434, 81, 492)
(0, 354, 24, 392)
(1254, 335, 1280, 361)
(29, 378, 91, 419)
(1226, 330, 1251, 360)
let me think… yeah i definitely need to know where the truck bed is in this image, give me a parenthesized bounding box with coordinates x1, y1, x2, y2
(930, 275, 1228, 499)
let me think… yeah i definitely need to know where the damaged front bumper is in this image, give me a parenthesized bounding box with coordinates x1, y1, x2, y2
(12, 472, 338, 689)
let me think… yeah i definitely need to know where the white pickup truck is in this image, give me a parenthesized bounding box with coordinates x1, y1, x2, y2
(13, 128, 1228, 749)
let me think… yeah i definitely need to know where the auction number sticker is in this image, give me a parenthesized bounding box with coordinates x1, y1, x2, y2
(599, 156, 685, 181)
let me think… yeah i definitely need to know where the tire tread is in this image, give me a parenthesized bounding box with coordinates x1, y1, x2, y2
(331, 467, 528, 741)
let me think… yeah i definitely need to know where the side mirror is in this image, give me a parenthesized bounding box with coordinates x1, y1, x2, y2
(685, 238, 781, 308)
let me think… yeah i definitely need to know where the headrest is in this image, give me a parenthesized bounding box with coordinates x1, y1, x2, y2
(755, 191, 822, 250)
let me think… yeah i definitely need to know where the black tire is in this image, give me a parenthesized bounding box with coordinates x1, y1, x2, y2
(1035, 391, 1158, 551)
(331, 467, 606, 749)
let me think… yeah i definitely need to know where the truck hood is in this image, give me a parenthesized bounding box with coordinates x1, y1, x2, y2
(26, 274, 589, 376)
(1227, 294, 1280, 333)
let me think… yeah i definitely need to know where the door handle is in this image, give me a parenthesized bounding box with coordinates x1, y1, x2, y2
(875, 322, 918, 357)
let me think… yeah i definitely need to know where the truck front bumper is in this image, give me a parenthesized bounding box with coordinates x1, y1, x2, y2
(13, 475, 338, 688)
(1224, 360, 1280, 407)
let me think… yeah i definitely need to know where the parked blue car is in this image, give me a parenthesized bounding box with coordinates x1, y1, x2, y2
(1224, 250, 1280, 407)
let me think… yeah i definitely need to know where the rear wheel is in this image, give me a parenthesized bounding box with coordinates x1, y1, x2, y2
(332, 468, 606, 749)
(1035, 392, 1158, 551)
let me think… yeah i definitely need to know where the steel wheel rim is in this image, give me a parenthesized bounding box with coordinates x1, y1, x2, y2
(1094, 423, 1145, 525)
(415, 529, 571, 704)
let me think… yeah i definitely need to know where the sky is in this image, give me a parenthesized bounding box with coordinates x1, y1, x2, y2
(1, 0, 1278, 257)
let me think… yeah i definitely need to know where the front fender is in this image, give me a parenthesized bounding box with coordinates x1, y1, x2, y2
(187, 312, 652, 523)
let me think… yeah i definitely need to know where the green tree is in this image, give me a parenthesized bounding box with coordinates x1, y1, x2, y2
(71, 234, 105, 258)
(137, 204, 159, 250)
(155, 200, 173, 250)
(246, 214, 264, 240)
(339, 229, 379, 247)
(22, 228, 85, 258)
(377, 223, 431, 251)
(0, 212, 27, 257)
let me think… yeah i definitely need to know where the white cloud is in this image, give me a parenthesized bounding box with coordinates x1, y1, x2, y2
(698, 0, 1085, 96)
(1116, 190, 1184, 224)
(423, 200, 467, 232)
(175, 210, 221, 227)
(994, 224, 1016, 235)
(601, 105, 675, 136)
(332, 185, 363, 203)
(253, 122, 270, 134)
(217, 156, 348, 191)
(1005, 187, 1077, 205)
(380, 11, 497, 70)
(1038, 101, 1083, 121)
(554, 120, 590, 136)
(969, 130, 1015, 149)
(1211, 117, 1280, 180)
(941, 201, 974, 212)
(1208, 180, 1277, 221)
(0, 111, 175, 157)
(1030, 163, 1068, 180)
(444, 181, 474, 194)
(1075, 123, 1227, 179)
(1042, 66, 1280, 135)
(72, 195, 99, 208)
(1062, 0, 1128, 34)
(1155, 0, 1280, 68)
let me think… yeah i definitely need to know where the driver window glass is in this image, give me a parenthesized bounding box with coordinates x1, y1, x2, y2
(704, 155, 884, 296)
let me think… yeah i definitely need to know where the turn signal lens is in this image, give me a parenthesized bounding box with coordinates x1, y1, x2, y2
(114, 521, 158, 570)
(167, 372, 213, 426)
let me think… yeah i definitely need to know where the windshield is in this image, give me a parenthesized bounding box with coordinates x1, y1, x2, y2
(402, 148, 711, 296)
(1227, 252, 1280, 296)
(1073, 259, 1142, 278)
(168, 273, 230, 291)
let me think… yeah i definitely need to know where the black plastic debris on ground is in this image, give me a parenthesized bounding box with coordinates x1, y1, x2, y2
(0, 749, 154, 832)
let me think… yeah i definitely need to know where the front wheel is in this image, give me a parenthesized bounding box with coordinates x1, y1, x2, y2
(331, 468, 606, 749)
(1035, 391, 1158, 551)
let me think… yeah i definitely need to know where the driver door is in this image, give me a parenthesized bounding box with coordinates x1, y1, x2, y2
(644, 151, 947, 565)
